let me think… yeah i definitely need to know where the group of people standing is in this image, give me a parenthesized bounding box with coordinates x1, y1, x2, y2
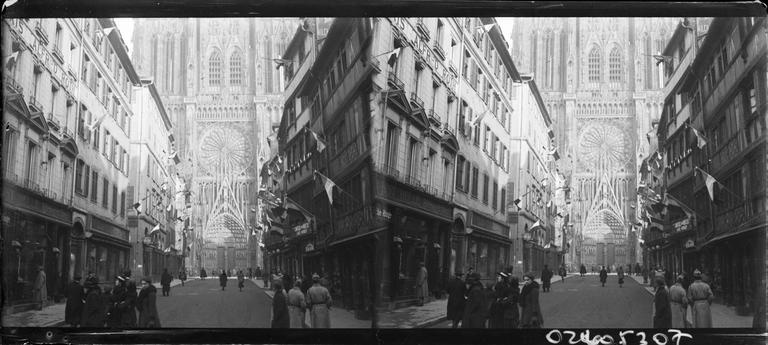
(64, 270, 160, 328)
(271, 273, 333, 328)
(445, 268, 543, 328)
(653, 269, 714, 328)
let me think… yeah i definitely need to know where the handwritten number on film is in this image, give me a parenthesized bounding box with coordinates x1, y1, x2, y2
(546, 329, 693, 345)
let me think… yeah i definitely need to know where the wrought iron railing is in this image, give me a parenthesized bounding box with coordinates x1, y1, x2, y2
(410, 92, 424, 109)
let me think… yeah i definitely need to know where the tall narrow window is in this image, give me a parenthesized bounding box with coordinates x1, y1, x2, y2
(482, 173, 489, 204)
(112, 185, 118, 213)
(209, 49, 222, 86)
(230, 48, 243, 86)
(3, 129, 18, 177)
(456, 155, 465, 191)
(102, 178, 109, 209)
(588, 46, 601, 83)
(406, 138, 420, 181)
(25, 141, 39, 186)
(385, 122, 399, 169)
(91, 171, 98, 203)
(120, 191, 126, 217)
(471, 166, 479, 197)
(609, 47, 622, 83)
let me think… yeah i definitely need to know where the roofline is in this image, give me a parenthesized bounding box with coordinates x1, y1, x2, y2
(98, 18, 141, 85)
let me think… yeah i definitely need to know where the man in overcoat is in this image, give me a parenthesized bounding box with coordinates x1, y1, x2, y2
(668, 275, 689, 328)
(65, 275, 85, 327)
(287, 280, 307, 328)
(520, 272, 543, 328)
(137, 277, 161, 327)
(446, 271, 466, 328)
(653, 277, 672, 328)
(33, 266, 47, 309)
(160, 268, 172, 296)
(687, 269, 713, 327)
(306, 273, 332, 328)
(540, 265, 553, 292)
(461, 273, 486, 328)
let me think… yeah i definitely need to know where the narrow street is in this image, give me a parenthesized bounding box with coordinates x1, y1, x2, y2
(431, 275, 653, 328)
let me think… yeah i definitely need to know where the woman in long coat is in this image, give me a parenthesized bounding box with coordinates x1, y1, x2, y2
(520, 272, 543, 328)
(219, 270, 228, 290)
(445, 272, 466, 328)
(503, 276, 520, 328)
(668, 275, 689, 328)
(653, 277, 672, 328)
(415, 262, 428, 306)
(33, 266, 47, 309)
(599, 266, 608, 287)
(271, 281, 290, 328)
(65, 276, 85, 327)
(137, 278, 161, 327)
(461, 273, 487, 328)
(488, 273, 508, 328)
(579, 264, 587, 277)
(81, 279, 105, 327)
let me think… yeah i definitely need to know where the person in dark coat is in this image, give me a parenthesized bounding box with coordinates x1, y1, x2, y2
(160, 268, 172, 297)
(461, 273, 487, 328)
(65, 276, 85, 327)
(178, 269, 187, 287)
(503, 276, 521, 328)
(489, 272, 514, 328)
(558, 265, 567, 283)
(599, 266, 608, 287)
(137, 277, 161, 328)
(237, 270, 245, 291)
(520, 272, 543, 328)
(653, 277, 672, 328)
(579, 264, 587, 277)
(219, 270, 228, 290)
(200, 268, 207, 280)
(80, 278, 104, 327)
(120, 270, 138, 327)
(541, 265, 553, 292)
(106, 276, 127, 327)
(271, 281, 290, 328)
(446, 271, 466, 328)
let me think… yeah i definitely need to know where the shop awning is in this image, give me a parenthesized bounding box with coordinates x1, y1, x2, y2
(698, 223, 765, 250)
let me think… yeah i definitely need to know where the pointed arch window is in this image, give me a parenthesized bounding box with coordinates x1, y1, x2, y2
(209, 49, 222, 86)
(609, 47, 622, 83)
(230, 49, 243, 86)
(588, 46, 601, 83)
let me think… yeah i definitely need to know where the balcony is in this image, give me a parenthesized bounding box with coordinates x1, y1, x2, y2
(442, 122, 455, 138)
(28, 96, 44, 114)
(46, 113, 61, 131)
(380, 163, 400, 180)
(410, 92, 424, 110)
(428, 109, 441, 127)
(62, 127, 74, 139)
(433, 43, 446, 61)
(387, 72, 405, 90)
(34, 21, 49, 45)
(4, 76, 24, 95)
(404, 174, 424, 191)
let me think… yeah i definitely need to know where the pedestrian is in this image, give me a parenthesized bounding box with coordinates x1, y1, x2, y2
(446, 271, 466, 328)
(270, 280, 290, 328)
(540, 265, 552, 292)
(653, 277, 672, 328)
(669, 275, 689, 328)
(248, 267, 253, 280)
(558, 265, 567, 283)
(301, 274, 313, 295)
(160, 268, 172, 297)
(219, 270, 228, 291)
(33, 266, 47, 310)
(307, 273, 332, 328)
(80, 277, 104, 327)
(642, 266, 649, 284)
(121, 270, 138, 327)
(488, 272, 507, 328)
(520, 272, 543, 328)
(416, 262, 428, 306)
(237, 270, 245, 292)
(178, 269, 187, 287)
(617, 266, 625, 288)
(504, 276, 521, 328)
(137, 277, 161, 327)
(200, 268, 207, 280)
(65, 275, 85, 327)
(599, 266, 608, 287)
(106, 275, 127, 327)
(287, 280, 307, 328)
(579, 264, 587, 277)
(687, 269, 713, 328)
(461, 272, 486, 328)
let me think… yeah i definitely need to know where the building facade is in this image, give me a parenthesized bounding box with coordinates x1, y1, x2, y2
(510, 18, 679, 271)
(131, 18, 295, 274)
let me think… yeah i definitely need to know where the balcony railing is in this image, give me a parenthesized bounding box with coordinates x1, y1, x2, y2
(4, 76, 24, 95)
(410, 92, 424, 109)
(46, 113, 61, 131)
(387, 72, 404, 90)
(428, 109, 441, 125)
(442, 122, 455, 137)
(28, 96, 44, 113)
(380, 163, 400, 180)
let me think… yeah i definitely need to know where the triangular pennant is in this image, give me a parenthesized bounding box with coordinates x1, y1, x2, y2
(149, 223, 161, 234)
(311, 130, 326, 152)
(387, 47, 401, 67)
(166, 203, 173, 212)
(102, 27, 115, 36)
(696, 168, 718, 201)
(315, 171, 337, 205)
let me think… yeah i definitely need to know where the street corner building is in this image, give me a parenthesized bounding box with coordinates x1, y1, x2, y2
(261, 17, 567, 319)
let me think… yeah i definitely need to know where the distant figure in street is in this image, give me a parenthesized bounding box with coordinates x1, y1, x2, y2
(248, 267, 253, 280)
(178, 269, 187, 287)
(81, 277, 104, 327)
(687, 269, 713, 328)
(540, 265, 553, 292)
(669, 275, 689, 328)
(617, 266, 625, 288)
(287, 280, 307, 328)
(255, 266, 262, 278)
(461, 273, 486, 328)
(653, 277, 672, 328)
(642, 266, 649, 284)
(237, 270, 245, 292)
(219, 270, 228, 291)
(558, 265, 567, 283)
(599, 266, 608, 287)
(200, 268, 207, 280)
(271, 280, 290, 328)
(416, 262, 429, 306)
(520, 272, 543, 328)
(33, 266, 47, 309)
(579, 264, 587, 277)
(65, 275, 84, 327)
(160, 268, 172, 297)
(446, 271, 466, 328)
(307, 273, 332, 328)
(137, 277, 161, 327)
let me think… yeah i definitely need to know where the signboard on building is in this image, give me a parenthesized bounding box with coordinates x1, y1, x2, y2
(673, 218, 690, 233)
(684, 238, 695, 249)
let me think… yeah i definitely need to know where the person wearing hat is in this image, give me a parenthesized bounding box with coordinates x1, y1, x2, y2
(33, 265, 47, 310)
(120, 270, 138, 327)
(415, 261, 429, 306)
(219, 270, 228, 291)
(504, 276, 521, 328)
(579, 264, 587, 278)
(669, 275, 689, 328)
(161, 268, 173, 297)
(270, 280, 290, 328)
(287, 280, 307, 328)
(686, 269, 713, 328)
(540, 265, 553, 293)
(489, 272, 511, 328)
(306, 273, 332, 328)
(137, 277, 161, 327)
(653, 276, 672, 328)
(81, 278, 105, 327)
(520, 272, 543, 328)
(599, 266, 608, 287)
(558, 264, 567, 284)
(65, 275, 85, 327)
(106, 275, 128, 327)
(617, 265, 625, 288)
(446, 271, 466, 328)
(461, 272, 487, 328)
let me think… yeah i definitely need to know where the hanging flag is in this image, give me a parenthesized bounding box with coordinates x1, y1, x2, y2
(149, 223, 161, 235)
(4, 50, 19, 69)
(315, 171, 337, 205)
(530, 220, 542, 231)
(87, 113, 108, 132)
(387, 47, 401, 67)
(284, 197, 314, 220)
(475, 23, 495, 34)
(663, 193, 696, 218)
(166, 203, 173, 212)
(310, 130, 326, 152)
(102, 27, 115, 36)
(132, 202, 143, 214)
(471, 111, 487, 127)
(696, 167, 719, 201)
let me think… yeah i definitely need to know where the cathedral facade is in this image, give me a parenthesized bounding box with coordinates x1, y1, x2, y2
(131, 18, 295, 273)
(510, 18, 679, 270)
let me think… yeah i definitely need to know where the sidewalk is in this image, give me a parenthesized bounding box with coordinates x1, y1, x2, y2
(626, 275, 753, 328)
(253, 273, 577, 328)
(1, 278, 193, 327)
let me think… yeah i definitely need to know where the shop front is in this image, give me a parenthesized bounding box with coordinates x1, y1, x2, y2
(87, 215, 130, 289)
(465, 211, 512, 287)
